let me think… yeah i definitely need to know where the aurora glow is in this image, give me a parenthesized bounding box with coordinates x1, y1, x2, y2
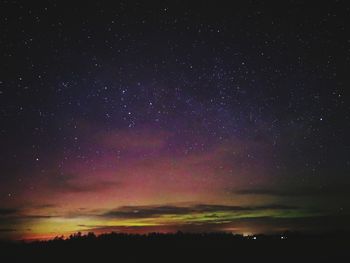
(0, 1, 349, 240)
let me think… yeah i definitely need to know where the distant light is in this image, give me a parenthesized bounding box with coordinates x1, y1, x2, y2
(253, 236, 257, 240)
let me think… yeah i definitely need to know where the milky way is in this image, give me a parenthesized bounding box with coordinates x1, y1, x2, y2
(0, 1, 349, 240)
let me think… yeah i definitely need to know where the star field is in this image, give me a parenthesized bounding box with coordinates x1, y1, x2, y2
(0, 1, 349, 240)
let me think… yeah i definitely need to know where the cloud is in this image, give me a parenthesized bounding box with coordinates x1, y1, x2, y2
(74, 223, 237, 235)
(76, 215, 350, 235)
(0, 211, 56, 221)
(0, 208, 18, 216)
(103, 205, 192, 218)
(20, 215, 56, 219)
(0, 228, 17, 232)
(234, 185, 350, 197)
(58, 180, 120, 193)
(33, 204, 58, 209)
(46, 173, 121, 194)
(192, 204, 297, 211)
(0, 203, 298, 223)
(101, 203, 298, 219)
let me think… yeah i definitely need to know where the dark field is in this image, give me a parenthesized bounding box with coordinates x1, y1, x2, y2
(1, 232, 348, 262)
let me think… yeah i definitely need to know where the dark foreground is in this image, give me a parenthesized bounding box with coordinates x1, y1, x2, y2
(1, 232, 349, 262)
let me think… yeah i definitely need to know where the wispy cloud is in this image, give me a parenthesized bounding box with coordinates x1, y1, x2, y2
(101, 203, 299, 219)
(234, 185, 350, 197)
(0, 228, 17, 232)
(46, 172, 120, 194)
(0, 208, 18, 216)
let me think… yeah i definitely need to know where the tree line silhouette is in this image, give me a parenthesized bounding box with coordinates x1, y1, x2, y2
(1, 231, 348, 262)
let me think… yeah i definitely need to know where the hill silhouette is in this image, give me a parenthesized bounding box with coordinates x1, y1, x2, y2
(1, 231, 348, 262)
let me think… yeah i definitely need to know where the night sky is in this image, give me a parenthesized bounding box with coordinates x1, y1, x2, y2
(1, 1, 349, 240)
